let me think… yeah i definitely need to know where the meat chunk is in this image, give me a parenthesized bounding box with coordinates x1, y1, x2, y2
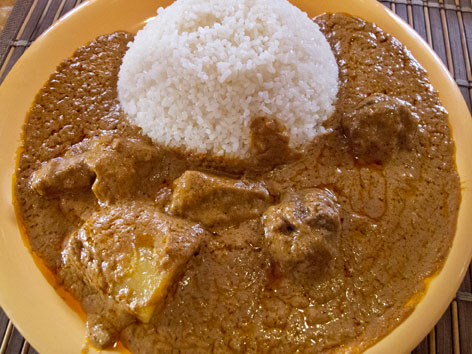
(342, 93, 419, 164)
(169, 171, 273, 227)
(62, 201, 207, 325)
(84, 136, 159, 203)
(30, 154, 95, 195)
(262, 189, 341, 275)
(30, 135, 159, 203)
(249, 117, 295, 168)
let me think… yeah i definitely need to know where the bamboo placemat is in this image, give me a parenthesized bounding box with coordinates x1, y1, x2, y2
(0, 0, 471, 353)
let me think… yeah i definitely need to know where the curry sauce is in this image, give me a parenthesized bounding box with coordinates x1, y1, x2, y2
(14, 13, 460, 354)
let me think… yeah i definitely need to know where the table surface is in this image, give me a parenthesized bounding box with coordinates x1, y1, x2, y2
(0, 0, 471, 353)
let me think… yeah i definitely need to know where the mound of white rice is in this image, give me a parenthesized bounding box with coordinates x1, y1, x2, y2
(118, 0, 339, 158)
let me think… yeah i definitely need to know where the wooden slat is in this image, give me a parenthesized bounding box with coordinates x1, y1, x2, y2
(444, 1, 472, 107)
(469, 263, 472, 292)
(412, 335, 430, 354)
(460, 10, 472, 111)
(27, 346, 38, 354)
(4, 327, 25, 354)
(457, 291, 472, 302)
(429, 329, 437, 354)
(460, 86, 472, 110)
(396, 3, 410, 21)
(452, 300, 461, 354)
(458, 301, 472, 354)
(0, 45, 25, 82)
(459, 260, 472, 294)
(19, 341, 29, 354)
(14, 0, 38, 40)
(0, 312, 9, 346)
(436, 306, 454, 353)
(407, 0, 415, 26)
(16, 0, 48, 41)
(424, 3, 435, 46)
(444, 4, 467, 79)
(52, 0, 67, 23)
(456, 2, 472, 83)
(0, 47, 14, 82)
(30, 0, 63, 41)
(28, 0, 52, 40)
(0, 0, 34, 71)
(461, 11, 472, 57)
(0, 322, 12, 354)
(59, 0, 80, 18)
(412, 3, 428, 40)
(429, 5, 449, 64)
(439, 0, 455, 72)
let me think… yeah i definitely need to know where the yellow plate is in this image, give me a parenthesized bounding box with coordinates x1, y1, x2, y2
(0, 0, 471, 353)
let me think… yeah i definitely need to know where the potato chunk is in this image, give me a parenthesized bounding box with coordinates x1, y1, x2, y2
(62, 201, 206, 322)
(169, 170, 273, 227)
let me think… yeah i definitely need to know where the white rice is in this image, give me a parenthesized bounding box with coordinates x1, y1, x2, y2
(118, 0, 339, 158)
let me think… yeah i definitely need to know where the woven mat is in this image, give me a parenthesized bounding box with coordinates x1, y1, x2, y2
(0, 0, 471, 353)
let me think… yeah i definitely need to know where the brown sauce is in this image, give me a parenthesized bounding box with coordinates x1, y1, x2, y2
(14, 13, 460, 354)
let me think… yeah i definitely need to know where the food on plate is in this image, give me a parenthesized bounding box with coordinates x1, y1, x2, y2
(118, 0, 339, 157)
(262, 188, 341, 278)
(14, 0, 460, 352)
(169, 170, 273, 227)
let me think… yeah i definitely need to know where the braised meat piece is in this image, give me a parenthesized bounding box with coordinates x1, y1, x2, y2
(250, 117, 295, 168)
(31, 154, 95, 195)
(262, 188, 341, 275)
(342, 93, 419, 164)
(30, 135, 159, 203)
(169, 170, 273, 227)
(62, 201, 207, 330)
(85, 135, 159, 203)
